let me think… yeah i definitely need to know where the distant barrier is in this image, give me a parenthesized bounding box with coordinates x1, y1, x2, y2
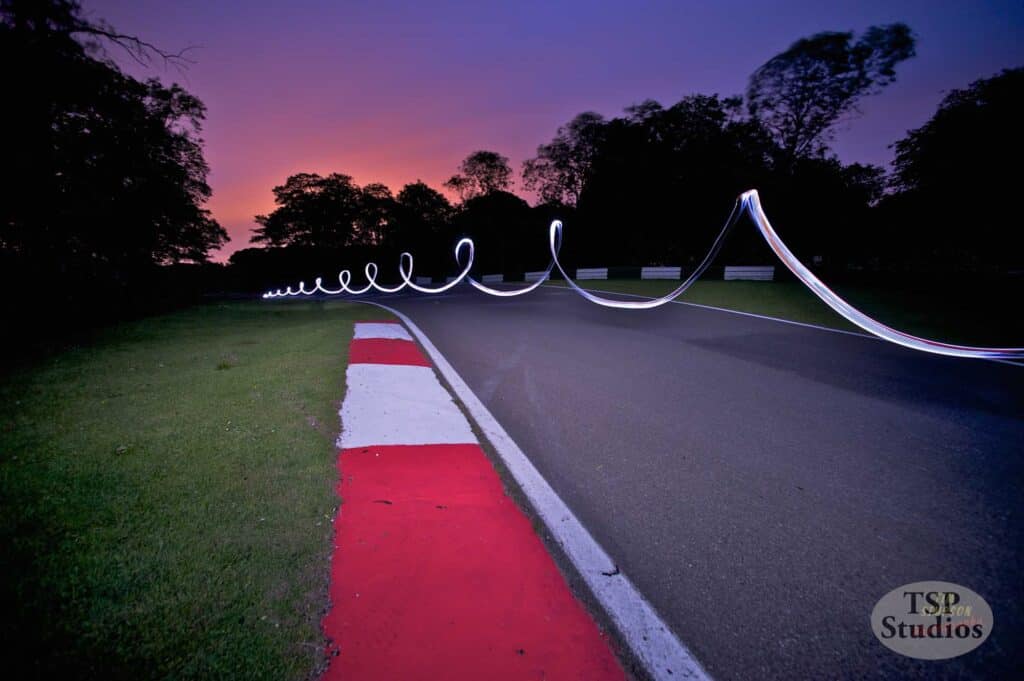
(724, 265, 774, 281)
(422, 266, 775, 284)
(575, 267, 608, 280)
(641, 266, 682, 280)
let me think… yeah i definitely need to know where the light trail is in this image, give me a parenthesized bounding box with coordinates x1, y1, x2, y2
(263, 189, 1023, 360)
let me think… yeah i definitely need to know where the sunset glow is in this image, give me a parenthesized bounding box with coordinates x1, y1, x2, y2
(87, 0, 1024, 259)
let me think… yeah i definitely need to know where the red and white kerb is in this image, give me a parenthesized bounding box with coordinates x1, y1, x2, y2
(321, 320, 624, 681)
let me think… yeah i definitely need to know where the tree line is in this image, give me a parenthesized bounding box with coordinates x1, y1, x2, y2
(239, 23, 1022, 291)
(2, 0, 226, 349)
(2, 0, 1021, 350)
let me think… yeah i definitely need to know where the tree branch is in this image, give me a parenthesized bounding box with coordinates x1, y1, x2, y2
(71, 21, 198, 72)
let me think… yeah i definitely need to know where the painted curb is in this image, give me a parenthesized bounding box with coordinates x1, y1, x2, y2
(359, 301, 712, 681)
(323, 320, 626, 680)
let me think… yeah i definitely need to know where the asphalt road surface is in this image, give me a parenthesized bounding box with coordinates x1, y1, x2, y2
(378, 285, 1023, 680)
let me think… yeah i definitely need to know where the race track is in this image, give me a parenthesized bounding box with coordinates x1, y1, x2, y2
(377, 285, 1023, 680)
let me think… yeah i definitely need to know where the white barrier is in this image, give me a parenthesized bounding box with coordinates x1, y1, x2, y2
(481, 273, 504, 284)
(445, 275, 459, 284)
(724, 265, 774, 281)
(575, 267, 608, 280)
(641, 266, 681, 280)
(415, 276, 432, 286)
(524, 271, 547, 282)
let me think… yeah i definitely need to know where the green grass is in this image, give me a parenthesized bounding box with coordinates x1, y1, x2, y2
(0, 300, 378, 679)
(548, 279, 1024, 346)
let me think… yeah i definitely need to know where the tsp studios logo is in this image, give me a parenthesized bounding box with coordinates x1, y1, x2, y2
(871, 581, 993, 660)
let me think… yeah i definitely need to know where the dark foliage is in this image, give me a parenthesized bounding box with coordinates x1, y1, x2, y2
(235, 179, 459, 290)
(247, 57, 1024, 287)
(882, 67, 1024, 268)
(522, 112, 605, 206)
(451, 191, 537, 275)
(1, 0, 226, 349)
(574, 95, 777, 268)
(747, 24, 915, 160)
(252, 173, 367, 249)
(444, 150, 513, 201)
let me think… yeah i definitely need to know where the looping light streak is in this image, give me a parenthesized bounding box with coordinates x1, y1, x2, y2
(263, 189, 1023, 360)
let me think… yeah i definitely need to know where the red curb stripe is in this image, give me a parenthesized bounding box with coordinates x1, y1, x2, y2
(349, 338, 430, 367)
(322, 444, 625, 681)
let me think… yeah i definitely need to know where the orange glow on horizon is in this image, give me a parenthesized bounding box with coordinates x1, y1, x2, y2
(203, 114, 534, 262)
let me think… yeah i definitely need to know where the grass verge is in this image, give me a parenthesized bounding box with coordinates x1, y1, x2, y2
(0, 299, 375, 679)
(548, 279, 1024, 346)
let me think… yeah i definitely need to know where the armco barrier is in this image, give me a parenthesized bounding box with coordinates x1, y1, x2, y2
(430, 266, 771, 284)
(576, 268, 608, 280)
(724, 265, 774, 281)
(641, 266, 681, 280)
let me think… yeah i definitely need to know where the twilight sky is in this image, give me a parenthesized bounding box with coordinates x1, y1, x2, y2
(85, 0, 1024, 259)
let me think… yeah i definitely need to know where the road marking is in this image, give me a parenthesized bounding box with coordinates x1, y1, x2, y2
(359, 302, 712, 681)
(540, 285, 1024, 368)
(348, 338, 431, 367)
(323, 320, 626, 680)
(324, 443, 626, 681)
(542, 283, 871, 337)
(338, 363, 476, 448)
(352, 321, 413, 340)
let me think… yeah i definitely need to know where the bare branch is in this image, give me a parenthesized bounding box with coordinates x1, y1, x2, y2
(70, 21, 199, 73)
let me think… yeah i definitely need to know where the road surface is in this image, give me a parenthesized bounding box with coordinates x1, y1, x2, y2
(377, 285, 1023, 679)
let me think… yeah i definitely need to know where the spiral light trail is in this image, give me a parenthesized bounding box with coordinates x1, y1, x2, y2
(262, 189, 1023, 360)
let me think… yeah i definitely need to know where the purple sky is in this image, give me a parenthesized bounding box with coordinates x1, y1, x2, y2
(85, 0, 1024, 259)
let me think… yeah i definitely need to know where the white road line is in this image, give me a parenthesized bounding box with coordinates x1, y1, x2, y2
(360, 300, 712, 681)
(540, 284, 1024, 368)
(338, 363, 477, 449)
(542, 283, 871, 337)
(353, 322, 414, 340)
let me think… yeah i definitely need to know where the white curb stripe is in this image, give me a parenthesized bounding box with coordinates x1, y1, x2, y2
(353, 322, 414, 340)
(358, 301, 711, 681)
(338, 363, 477, 449)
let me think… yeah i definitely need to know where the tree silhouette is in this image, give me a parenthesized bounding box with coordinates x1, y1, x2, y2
(747, 24, 915, 160)
(444, 150, 512, 201)
(357, 183, 396, 246)
(893, 67, 1023, 196)
(575, 94, 774, 265)
(252, 173, 364, 248)
(885, 67, 1024, 265)
(452, 191, 532, 274)
(1, 0, 227, 270)
(388, 181, 454, 273)
(392, 182, 452, 245)
(522, 112, 605, 206)
(236, 20, 1024, 283)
